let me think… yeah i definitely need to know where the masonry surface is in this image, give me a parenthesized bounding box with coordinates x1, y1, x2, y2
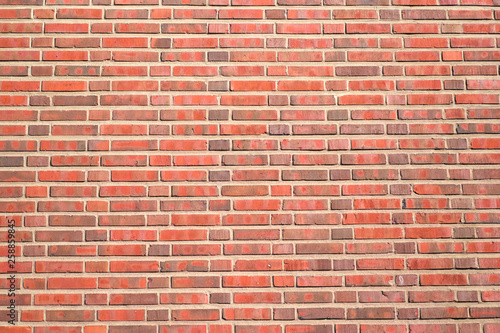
(0, 0, 500, 332)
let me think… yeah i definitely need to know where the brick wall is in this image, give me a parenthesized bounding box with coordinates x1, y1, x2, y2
(1, 0, 500, 332)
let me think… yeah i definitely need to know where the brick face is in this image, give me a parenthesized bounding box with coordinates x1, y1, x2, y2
(0, 0, 500, 331)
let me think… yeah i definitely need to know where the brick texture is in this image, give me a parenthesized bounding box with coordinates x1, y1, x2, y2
(0, 0, 500, 331)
